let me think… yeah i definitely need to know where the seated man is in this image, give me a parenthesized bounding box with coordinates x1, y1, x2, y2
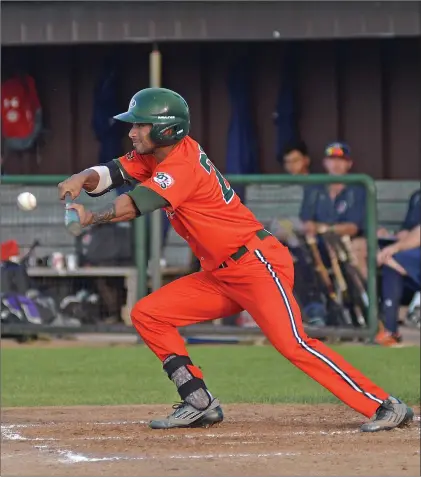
(299, 142, 367, 275)
(376, 224, 421, 346)
(378, 189, 421, 242)
(282, 141, 311, 176)
(268, 140, 311, 238)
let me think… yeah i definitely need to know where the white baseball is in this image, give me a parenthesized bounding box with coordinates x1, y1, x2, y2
(17, 192, 37, 211)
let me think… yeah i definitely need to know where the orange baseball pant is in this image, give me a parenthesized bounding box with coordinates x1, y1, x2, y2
(131, 235, 388, 418)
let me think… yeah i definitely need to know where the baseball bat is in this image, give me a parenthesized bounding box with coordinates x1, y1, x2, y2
(305, 235, 333, 293)
(304, 234, 352, 326)
(324, 232, 365, 327)
(329, 233, 368, 325)
(341, 235, 368, 290)
(64, 193, 82, 237)
(20, 239, 40, 266)
(323, 234, 348, 294)
(335, 234, 369, 307)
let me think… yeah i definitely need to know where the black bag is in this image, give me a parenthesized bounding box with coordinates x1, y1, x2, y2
(76, 222, 133, 266)
(26, 290, 58, 325)
(59, 289, 101, 324)
(1, 258, 60, 326)
(1, 262, 32, 294)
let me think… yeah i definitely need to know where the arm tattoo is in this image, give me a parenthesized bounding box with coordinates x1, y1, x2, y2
(91, 204, 117, 225)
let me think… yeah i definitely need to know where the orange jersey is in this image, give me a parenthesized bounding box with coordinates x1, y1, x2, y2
(118, 136, 263, 271)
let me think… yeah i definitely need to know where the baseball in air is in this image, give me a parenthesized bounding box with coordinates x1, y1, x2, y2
(17, 192, 37, 211)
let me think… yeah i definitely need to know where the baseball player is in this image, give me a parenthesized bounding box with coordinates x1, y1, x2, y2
(58, 87, 413, 432)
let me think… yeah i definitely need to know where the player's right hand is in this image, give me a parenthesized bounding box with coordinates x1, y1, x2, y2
(58, 174, 86, 200)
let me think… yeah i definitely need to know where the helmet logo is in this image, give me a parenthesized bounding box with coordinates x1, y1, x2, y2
(129, 98, 136, 109)
(157, 116, 175, 119)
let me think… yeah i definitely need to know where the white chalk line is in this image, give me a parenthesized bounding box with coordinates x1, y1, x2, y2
(1, 419, 148, 429)
(55, 449, 303, 464)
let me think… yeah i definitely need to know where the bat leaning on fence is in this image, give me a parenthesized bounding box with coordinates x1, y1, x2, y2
(322, 232, 366, 327)
(20, 239, 40, 266)
(304, 234, 352, 327)
(322, 234, 348, 295)
(335, 234, 369, 311)
(326, 233, 369, 325)
(341, 235, 368, 292)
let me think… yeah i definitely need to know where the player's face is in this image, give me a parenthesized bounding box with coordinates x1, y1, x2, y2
(283, 151, 309, 175)
(129, 124, 155, 154)
(323, 157, 352, 176)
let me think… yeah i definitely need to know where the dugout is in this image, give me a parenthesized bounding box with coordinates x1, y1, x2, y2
(1, 1, 420, 336)
(1, 1, 420, 179)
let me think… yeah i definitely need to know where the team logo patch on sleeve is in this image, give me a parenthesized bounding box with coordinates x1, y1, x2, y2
(153, 172, 175, 189)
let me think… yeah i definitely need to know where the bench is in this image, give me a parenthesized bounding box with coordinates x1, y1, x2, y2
(1, 181, 418, 284)
(375, 181, 420, 231)
(244, 180, 420, 232)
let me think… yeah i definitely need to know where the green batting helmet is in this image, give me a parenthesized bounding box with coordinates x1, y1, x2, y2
(114, 87, 190, 146)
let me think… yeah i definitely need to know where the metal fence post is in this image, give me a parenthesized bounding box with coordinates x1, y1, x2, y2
(134, 215, 148, 299)
(149, 43, 163, 292)
(363, 177, 378, 342)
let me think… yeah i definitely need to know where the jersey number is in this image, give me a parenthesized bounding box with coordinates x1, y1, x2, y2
(199, 148, 234, 204)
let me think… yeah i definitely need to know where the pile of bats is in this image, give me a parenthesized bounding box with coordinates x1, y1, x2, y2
(268, 219, 370, 328)
(295, 232, 369, 328)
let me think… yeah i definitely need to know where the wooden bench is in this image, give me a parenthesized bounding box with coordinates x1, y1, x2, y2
(375, 181, 420, 231)
(244, 180, 420, 232)
(1, 181, 418, 286)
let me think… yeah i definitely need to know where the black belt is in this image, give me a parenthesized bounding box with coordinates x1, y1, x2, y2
(219, 229, 271, 268)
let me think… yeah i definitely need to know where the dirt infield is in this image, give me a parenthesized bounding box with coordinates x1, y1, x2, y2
(1, 404, 419, 476)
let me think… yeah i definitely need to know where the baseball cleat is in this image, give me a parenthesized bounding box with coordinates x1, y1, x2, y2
(360, 396, 414, 432)
(149, 398, 223, 429)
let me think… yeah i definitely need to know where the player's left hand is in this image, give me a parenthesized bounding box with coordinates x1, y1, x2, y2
(66, 203, 93, 227)
(377, 243, 400, 265)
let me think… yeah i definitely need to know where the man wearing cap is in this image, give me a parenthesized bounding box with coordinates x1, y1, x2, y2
(299, 142, 367, 275)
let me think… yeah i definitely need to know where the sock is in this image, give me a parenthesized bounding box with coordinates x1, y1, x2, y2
(381, 265, 404, 334)
(163, 355, 211, 410)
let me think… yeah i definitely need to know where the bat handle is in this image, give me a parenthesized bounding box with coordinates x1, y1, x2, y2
(64, 193, 82, 237)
